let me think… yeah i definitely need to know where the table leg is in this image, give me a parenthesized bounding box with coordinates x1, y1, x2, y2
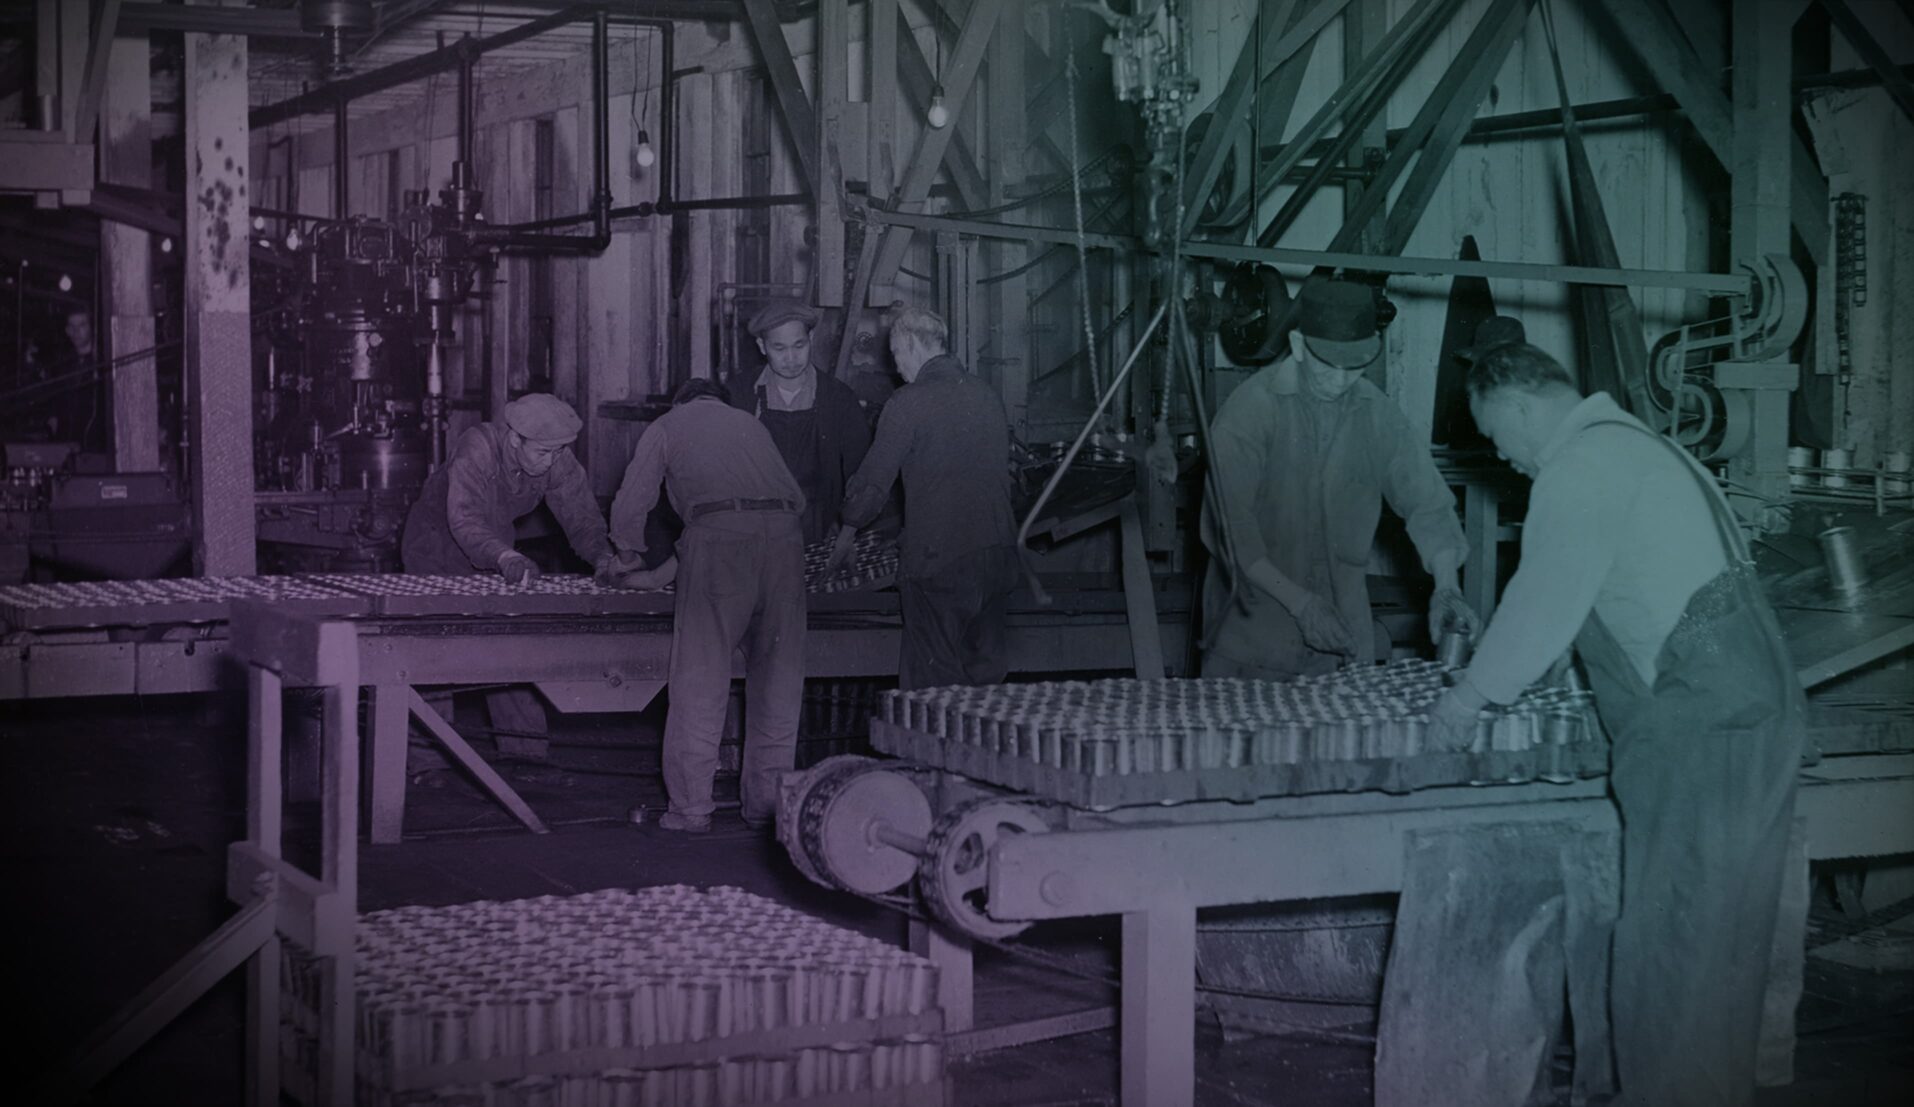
(909, 918, 974, 1032)
(367, 684, 410, 845)
(1121, 904, 1196, 1107)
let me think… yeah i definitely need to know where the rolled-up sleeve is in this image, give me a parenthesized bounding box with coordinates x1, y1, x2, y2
(1379, 407, 1467, 575)
(543, 451, 611, 565)
(1463, 445, 1632, 703)
(610, 422, 671, 554)
(445, 429, 514, 569)
(840, 398, 911, 529)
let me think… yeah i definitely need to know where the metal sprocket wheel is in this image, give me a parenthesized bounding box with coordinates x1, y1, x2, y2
(918, 798, 1051, 940)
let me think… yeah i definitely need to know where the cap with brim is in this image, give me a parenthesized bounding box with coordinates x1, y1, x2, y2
(1304, 335, 1382, 371)
(747, 301, 819, 337)
(502, 393, 583, 446)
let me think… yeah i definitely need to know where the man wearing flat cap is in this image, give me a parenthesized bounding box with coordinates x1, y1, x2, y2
(1200, 277, 1477, 679)
(723, 301, 873, 545)
(401, 393, 617, 756)
(402, 392, 615, 583)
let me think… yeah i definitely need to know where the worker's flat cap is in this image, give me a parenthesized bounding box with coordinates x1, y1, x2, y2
(1455, 315, 1527, 362)
(747, 301, 819, 336)
(502, 393, 583, 445)
(1294, 278, 1381, 370)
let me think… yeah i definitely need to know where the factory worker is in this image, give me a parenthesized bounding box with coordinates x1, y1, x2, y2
(1428, 343, 1803, 1106)
(609, 377, 807, 833)
(1200, 277, 1475, 680)
(823, 305, 1020, 689)
(723, 301, 873, 545)
(401, 392, 615, 584)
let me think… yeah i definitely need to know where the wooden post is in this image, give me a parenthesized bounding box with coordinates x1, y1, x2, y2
(183, 2, 256, 575)
(1342, 0, 1391, 392)
(907, 919, 973, 1032)
(101, 31, 160, 471)
(367, 683, 411, 845)
(1121, 905, 1196, 1107)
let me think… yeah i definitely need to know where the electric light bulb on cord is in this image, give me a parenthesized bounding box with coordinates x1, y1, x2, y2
(635, 128, 656, 169)
(57, 274, 72, 292)
(252, 214, 266, 231)
(926, 90, 949, 129)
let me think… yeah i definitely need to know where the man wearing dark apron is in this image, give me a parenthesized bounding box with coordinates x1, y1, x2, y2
(724, 302, 873, 545)
(1431, 343, 1803, 1105)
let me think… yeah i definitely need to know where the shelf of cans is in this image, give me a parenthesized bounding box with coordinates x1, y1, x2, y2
(279, 886, 946, 1107)
(869, 660, 1608, 808)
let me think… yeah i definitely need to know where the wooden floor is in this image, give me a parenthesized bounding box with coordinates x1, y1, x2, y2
(2, 694, 1908, 1106)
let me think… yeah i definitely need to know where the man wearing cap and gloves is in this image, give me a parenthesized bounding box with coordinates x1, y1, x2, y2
(401, 393, 617, 754)
(402, 392, 616, 582)
(609, 377, 807, 833)
(823, 305, 1019, 689)
(724, 301, 873, 544)
(1413, 343, 1802, 1106)
(1201, 278, 1475, 680)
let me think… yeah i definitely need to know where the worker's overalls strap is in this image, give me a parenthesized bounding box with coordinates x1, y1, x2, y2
(1568, 416, 1805, 1107)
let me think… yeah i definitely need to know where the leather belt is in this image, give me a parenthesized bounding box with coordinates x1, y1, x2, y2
(689, 497, 797, 519)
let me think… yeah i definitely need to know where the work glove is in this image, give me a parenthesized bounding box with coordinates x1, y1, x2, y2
(1427, 682, 1489, 752)
(1428, 587, 1483, 644)
(497, 549, 539, 588)
(822, 526, 858, 579)
(1291, 590, 1355, 657)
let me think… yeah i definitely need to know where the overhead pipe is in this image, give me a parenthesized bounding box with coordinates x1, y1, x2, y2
(482, 6, 612, 252)
(334, 99, 350, 218)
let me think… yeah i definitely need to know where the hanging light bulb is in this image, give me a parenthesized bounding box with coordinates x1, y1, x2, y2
(159, 236, 174, 254)
(285, 227, 303, 251)
(635, 128, 656, 169)
(926, 87, 949, 129)
(57, 274, 72, 292)
(252, 214, 266, 231)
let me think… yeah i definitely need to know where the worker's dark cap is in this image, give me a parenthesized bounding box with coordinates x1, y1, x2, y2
(1294, 279, 1381, 370)
(747, 301, 819, 337)
(502, 393, 582, 445)
(672, 377, 730, 407)
(1455, 315, 1527, 363)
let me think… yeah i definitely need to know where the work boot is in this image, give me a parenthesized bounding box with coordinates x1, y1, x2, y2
(656, 811, 712, 833)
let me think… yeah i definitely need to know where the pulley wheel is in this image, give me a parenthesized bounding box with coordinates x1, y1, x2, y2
(777, 755, 874, 887)
(919, 799, 1050, 940)
(1219, 262, 1292, 365)
(797, 765, 933, 895)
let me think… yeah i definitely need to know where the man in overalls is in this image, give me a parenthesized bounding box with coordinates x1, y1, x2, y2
(723, 302, 872, 545)
(1200, 277, 1476, 679)
(1431, 342, 1804, 1105)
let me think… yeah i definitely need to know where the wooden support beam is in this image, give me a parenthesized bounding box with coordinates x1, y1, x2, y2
(1821, 0, 1914, 123)
(184, 4, 256, 576)
(870, 0, 900, 205)
(894, 12, 988, 210)
(1335, 0, 1535, 254)
(815, 0, 850, 306)
(71, 0, 121, 143)
(1595, 0, 1828, 267)
(406, 688, 551, 835)
(101, 29, 160, 471)
(867, 0, 1010, 300)
(985, 0, 1029, 426)
(739, 0, 819, 194)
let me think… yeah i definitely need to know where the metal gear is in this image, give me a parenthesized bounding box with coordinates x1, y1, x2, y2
(777, 755, 875, 888)
(918, 798, 1051, 940)
(793, 761, 933, 895)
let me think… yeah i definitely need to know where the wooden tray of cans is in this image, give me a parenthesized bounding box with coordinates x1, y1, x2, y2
(0, 576, 377, 629)
(869, 664, 1610, 808)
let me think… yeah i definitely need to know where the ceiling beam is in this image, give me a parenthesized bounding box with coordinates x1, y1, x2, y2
(739, 0, 819, 192)
(1820, 0, 1914, 124)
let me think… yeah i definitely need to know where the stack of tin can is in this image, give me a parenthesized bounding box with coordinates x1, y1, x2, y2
(869, 660, 1605, 805)
(280, 886, 946, 1107)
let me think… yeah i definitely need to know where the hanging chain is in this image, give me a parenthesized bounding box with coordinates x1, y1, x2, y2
(1065, 37, 1101, 398)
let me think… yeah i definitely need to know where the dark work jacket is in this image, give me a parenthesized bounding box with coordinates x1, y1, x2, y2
(723, 365, 872, 545)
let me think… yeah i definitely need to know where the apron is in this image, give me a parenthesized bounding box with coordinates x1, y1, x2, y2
(1570, 419, 1804, 1107)
(757, 387, 831, 545)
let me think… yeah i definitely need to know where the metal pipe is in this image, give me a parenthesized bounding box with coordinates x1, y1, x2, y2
(457, 48, 474, 168)
(333, 98, 349, 218)
(869, 821, 928, 857)
(590, 5, 610, 239)
(658, 17, 675, 210)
